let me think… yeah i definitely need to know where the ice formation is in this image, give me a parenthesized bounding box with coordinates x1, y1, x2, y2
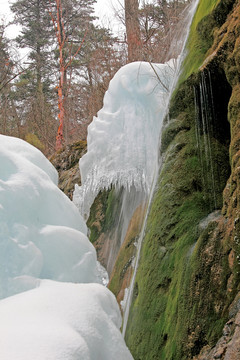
(0, 135, 133, 359)
(73, 60, 177, 217)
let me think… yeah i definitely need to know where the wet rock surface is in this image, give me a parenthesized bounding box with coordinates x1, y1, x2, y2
(194, 293, 240, 360)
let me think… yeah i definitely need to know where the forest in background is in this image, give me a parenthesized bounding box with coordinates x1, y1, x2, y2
(0, 0, 189, 155)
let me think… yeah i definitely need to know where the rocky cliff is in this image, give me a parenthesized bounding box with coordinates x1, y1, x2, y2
(49, 141, 87, 200)
(124, 0, 240, 359)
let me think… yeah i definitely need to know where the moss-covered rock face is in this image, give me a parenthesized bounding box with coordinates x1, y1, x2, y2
(87, 185, 148, 276)
(108, 204, 146, 308)
(125, 0, 240, 359)
(180, 0, 235, 82)
(125, 78, 230, 360)
(86, 187, 125, 271)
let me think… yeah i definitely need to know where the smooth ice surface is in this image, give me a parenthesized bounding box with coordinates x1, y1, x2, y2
(0, 280, 133, 360)
(73, 60, 176, 217)
(0, 135, 132, 359)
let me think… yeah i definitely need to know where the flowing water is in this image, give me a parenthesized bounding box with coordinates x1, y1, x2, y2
(121, 0, 201, 336)
(73, 0, 200, 337)
(194, 69, 218, 210)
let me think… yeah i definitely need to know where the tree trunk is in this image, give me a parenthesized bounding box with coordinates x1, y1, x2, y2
(124, 0, 142, 62)
(55, 0, 65, 150)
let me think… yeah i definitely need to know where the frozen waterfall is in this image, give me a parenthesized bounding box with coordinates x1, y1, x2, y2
(73, 60, 177, 219)
(73, 0, 201, 337)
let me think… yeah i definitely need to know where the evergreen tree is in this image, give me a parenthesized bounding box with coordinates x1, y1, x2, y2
(0, 24, 11, 91)
(0, 24, 18, 137)
(9, 0, 123, 150)
(10, 0, 56, 153)
(11, 0, 53, 90)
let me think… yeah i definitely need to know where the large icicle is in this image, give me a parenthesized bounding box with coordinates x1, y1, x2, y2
(73, 60, 177, 218)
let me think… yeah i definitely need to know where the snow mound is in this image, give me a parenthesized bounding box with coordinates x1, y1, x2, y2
(0, 135, 94, 298)
(0, 135, 133, 359)
(0, 280, 133, 360)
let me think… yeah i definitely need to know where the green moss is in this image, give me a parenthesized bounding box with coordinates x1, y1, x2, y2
(85, 2, 239, 359)
(87, 189, 110, 244)
(108, 205, 146, 303)
(87, 187, 124, 244)
(161, 118, 190, 154)
(103, 188, 124, 232)
(125, 53, 232, 359)
(126, 198, 230, 359)
(180, 0, 220, 82)
(180, 0, 235, 83)
(25, 133, 45, 152)
(228, 85, 240, 159)
(125, 1, 239, 357)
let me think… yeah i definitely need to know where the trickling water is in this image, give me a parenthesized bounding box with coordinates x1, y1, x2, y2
(122, 177, 157, 337)
(201, 71, 217, 208)
(194, 86, 207, 193)
(194, 70, 218, 209)
(105, 186, 147, 275)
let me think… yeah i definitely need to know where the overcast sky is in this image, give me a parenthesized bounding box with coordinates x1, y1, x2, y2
(0, 0, 124, 38)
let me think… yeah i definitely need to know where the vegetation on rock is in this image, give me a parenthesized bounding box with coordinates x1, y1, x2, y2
(108, 204, 146, 308)
(48, 1, 240, 358)
(125, 0, 240, 359)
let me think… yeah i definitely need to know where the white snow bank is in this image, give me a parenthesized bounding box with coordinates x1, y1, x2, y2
(0, 135, 94, 298)
(0, 135, 58, 184)
(0, 280, 133, 360)
(73, 60, 177, 217)
(0, 135, 133, 359)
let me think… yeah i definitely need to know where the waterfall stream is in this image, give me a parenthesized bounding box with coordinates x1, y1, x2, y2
(121, 0, 200, 336)
(73, 0, 200, 338)
(194, 69, 221, 210)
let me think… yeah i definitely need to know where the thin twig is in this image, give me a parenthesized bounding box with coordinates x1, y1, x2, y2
(148, 61, 169, 92)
